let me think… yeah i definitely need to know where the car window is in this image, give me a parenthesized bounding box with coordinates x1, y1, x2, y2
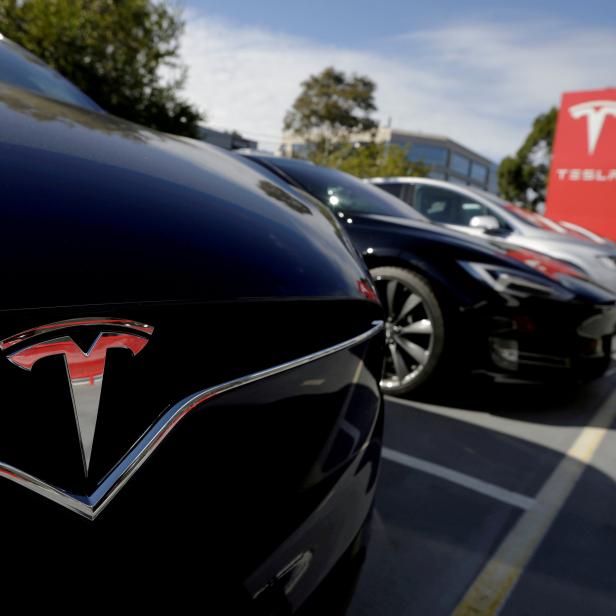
(378, 182, 404, 199)
(377, 182, 415, 206)
(0, 37, 102, 112)
(262, 158, 426, 220)
(414, 185, 503, 227)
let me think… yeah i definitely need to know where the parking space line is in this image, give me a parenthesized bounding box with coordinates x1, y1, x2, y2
(382, 447, 535, 511)
(385, 394, 581, 455)
(452, 387, 616, 616)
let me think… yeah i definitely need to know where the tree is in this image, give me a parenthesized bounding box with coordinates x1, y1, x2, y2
(0, 0, 203, 137)
(284, 67, 429, 179)
(312, 142, 429, 179)
(284, 67, 378, 155)
(498, 107, 557, 210)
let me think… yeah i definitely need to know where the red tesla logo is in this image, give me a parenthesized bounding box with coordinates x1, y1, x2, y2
(9, 333, 148, 382)
(1, 318, 153, 476)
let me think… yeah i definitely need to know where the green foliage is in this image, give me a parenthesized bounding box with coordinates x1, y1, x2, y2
(310, 141, 429, 179)
(0, 0, 203, 136)
(498, 107, 557, 209)
(284, 67, 378, 150)
(497, 156, 525, 202)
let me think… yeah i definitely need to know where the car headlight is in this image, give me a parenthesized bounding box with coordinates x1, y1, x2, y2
(461, 262, 574, 301)
(597, 256, 616, 270)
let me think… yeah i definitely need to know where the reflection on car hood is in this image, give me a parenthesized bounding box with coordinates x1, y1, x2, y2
(0, 84, 372, 310)
(359, 213, 506, 256)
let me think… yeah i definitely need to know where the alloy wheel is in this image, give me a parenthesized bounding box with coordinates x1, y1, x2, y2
(375, 276, 435, 390)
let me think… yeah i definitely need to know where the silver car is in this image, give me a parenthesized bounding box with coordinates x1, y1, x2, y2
(369, 176, 616, 293)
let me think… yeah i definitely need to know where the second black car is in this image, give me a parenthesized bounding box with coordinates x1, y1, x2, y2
(242, 154, 616, 395)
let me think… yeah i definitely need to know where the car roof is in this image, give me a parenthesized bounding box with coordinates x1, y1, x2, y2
(371, 175, 480, 190)
(245, 152, 316, 167)
(369, 175, 505, 203)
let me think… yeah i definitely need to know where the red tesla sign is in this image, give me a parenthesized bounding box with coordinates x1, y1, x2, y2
(545, 88, 616, 240)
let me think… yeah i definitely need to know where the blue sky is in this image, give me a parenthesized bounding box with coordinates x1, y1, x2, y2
(179, 1, 616, 160)
(185, 0, 616, 45)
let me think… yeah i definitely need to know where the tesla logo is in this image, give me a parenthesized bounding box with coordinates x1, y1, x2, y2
(1, 319, 153, 477)
(569, 100, 616, 155)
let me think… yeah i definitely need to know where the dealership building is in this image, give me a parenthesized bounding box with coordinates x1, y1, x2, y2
(282, 127, 499, 194)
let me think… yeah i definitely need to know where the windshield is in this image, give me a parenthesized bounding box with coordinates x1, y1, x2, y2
(262, 157, 426, 220)
(0, 36, 102, 112)
(469, 186, 593, 237)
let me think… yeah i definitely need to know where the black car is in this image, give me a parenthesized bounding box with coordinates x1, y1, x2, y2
(0, 39, 385, 611)
(242, 155, 616, 395)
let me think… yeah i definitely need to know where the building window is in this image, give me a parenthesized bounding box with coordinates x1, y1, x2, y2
(450, 153, 470, 176)
(488, 165, 498, 194)
(428, 170, 446, 180)
(395, 141, 448, 166)
(470, 162, 488, 183)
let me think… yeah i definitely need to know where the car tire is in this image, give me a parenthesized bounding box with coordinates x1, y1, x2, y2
(370, 266, 446, 396)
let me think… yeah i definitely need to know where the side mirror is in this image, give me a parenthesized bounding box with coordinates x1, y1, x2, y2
(470, 215, 500, 233)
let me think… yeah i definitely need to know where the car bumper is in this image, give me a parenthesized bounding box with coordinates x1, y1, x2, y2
(249, 427, 382, 614)
(0, 318, 385, 612)
(469, 301, 616, 380)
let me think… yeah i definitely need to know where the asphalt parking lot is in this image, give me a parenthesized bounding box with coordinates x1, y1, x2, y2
(349, 370, 616, 616)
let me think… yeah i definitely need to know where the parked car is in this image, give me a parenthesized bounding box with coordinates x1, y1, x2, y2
(368, 176, 616, 293)
(0, 38, 385, 612)
(242, 154, 616, 396)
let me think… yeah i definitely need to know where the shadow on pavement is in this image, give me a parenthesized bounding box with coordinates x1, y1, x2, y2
(404, 370, 616, 427)
(349, 391, 616, 616)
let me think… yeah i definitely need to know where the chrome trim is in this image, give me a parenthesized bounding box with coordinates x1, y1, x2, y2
(0, 321, 384, 521)
(253, 550, 314, 600)
(0, 317, 154, 351)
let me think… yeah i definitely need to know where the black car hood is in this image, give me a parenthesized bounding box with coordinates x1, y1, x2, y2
(0, 84, 370, 310)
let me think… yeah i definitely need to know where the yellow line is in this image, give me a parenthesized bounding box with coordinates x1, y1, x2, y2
(452, 387, 616, 616)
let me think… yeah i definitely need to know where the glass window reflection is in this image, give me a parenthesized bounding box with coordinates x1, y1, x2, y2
(451, 153, 470, 176)
(0, 38, 102, 112)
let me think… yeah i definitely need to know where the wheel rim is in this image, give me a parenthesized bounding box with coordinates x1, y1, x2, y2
(375, 276, 435, 390)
